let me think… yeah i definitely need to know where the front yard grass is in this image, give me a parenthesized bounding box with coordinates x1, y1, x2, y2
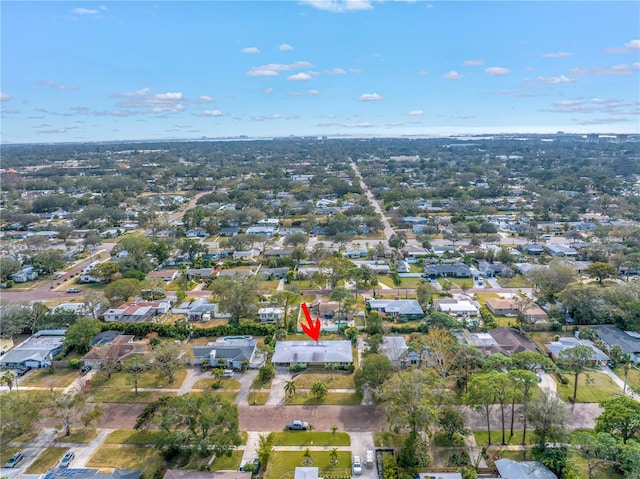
(87, 445, 164, 479)
(89, 390, 176, 403)
(57, 428, 98, 443)
(91, 369, 187, 389)
(21, 368, 79, 387)
(270, 431, 350, 446)
(192, 378, 241, 390)
(554, 371, 622, 403)
(292, 371, 355, 389)
(474, 430, 531, 447)
(613, 365, 640, 393)
(26, 447, 68, 473)
(374, 431, 408, 447)
(210, 450, 244, 471)
(265, 451, 351, 479)
(248, 391, 270, 405)
(286, 392, 362, 405)
(495, 276, 532, 288)
(105, 430, 166, 445)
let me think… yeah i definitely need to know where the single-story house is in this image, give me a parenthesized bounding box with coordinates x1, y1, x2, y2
(0, 330, 66, 369)
(396, 260, 411, 273)
(310, 301, 340, 320)
(42, 468, 142, 479)
(11, 266, 38, 283)
(294, 468, 319, 479)
(91, 330, 123, 345)
(55, 302, 103, 318)
(402, 216, 428, 225)
(463, 327, 539, 357)
(246, 226, 278, 236)
(232, 250, 260, 261)
(520, 244, 545, 256)
(431, 246, 457, 256)
(272, 340, 353, 367)
(434, 298, 479, 317)
(344, 247, 368, 259)
(258, 267, 290, 280)
(103, 301, 171, 323)
(544, 244, 578, 257)
(486, 298, 548, 322)
(173, 298, 225, 321)
(494, 458, 557, 479)
(83, 335, 148, 369)
(258, 307, 284, 323)
(367, 299, 424, 320)
(186, 228, 207, 238)
(424, 263, 471, 278)
(380, 336, 409, 368)
(264, 249, 293, 259)
(191, 337, 261, 369)
(186, 268, 216, 280)
(352, 260, 391, 274)
(219, 227, 239, 237)
(147, 269, 179, 282)
(545, 337, 609, 364)
(593, 326, 640, 363)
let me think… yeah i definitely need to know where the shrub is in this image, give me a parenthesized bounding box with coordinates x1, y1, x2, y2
(68, 359, 81, 369)
(210, 379, 222, 390)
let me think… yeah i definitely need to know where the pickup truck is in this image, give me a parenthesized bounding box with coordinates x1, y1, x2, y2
(286, 420, 309, 430)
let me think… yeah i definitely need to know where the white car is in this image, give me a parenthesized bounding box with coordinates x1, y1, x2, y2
(352, 456, 362, 475)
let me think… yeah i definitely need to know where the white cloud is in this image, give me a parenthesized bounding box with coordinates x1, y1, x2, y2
(417, 70, 430, 76)
(288, 72, 312, 81)
(349, 68, 361, 74)
(251, 114, 282, 121)
(241, 47, 260, 54)
(196, 96, 215, 103)
(111, 88, 150, 98)
(568, 64, 636, 76)
(345, 122, 374, 128)
(0, 93, 11, 101)
(71, 7, 100, 15)
(463, 59, 484, 66)
(484, 66, 510, 76)
(202, 109, 223, 117)
(154, 92, 182, 101)
(302, 0, 373, 13)
(359, 92, 383, 102)
(544, 97, 640, 117)
(525, 75, 577, 84)
(407, 110, 424, 116)
(605, 39, 640, 53)
(37, 80, 80, 90)
(308, 90, 320, 95)
(279, 43, 294, 51)
(264, 88, 274, 94)
(324, 67, 346, 75)
(542, 51, 573, 58)
(110, 88, 186, 113)
(387, 122, 403, 126)
(247, 61, 313, 77)
(443, 70, 462, 80)
(99, 5, 108, 11)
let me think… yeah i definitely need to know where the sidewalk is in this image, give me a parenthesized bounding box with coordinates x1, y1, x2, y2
(599, 365, 640, 401)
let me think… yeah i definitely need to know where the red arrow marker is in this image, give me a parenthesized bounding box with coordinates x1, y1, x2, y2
(300, 303, 321, 342)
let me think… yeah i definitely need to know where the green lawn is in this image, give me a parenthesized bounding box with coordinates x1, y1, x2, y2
(292, 371, 355, 389)
(474, 430, 532, 446)
(58, 429, 98, 443)
(433, 431, 466, 447)
(210, 450, 244, 471)
(26, 447, 68, 473)
(265, 451, 351, 479)
(87, 445, 165, 479)
(555, 371, 622, 402)
(286, 392, 362, 405)
(21, 368, 79, 387)
(91, 369, 187, 388)
(89, 390, 176, 403)
(192, 378, 241, 390)
(248, 391, 270, 405)
(188, 391, 239, 403)
(105, 430, 167, 444)
(613, 365, 640, 393)
(271, 431, 350, 446)
(495, 276, 532, 288)
(374, 431, 408, 447)
(572, 453, 625, 479)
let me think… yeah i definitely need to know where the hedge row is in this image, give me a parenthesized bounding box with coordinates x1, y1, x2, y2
(101, 321, 276, 339)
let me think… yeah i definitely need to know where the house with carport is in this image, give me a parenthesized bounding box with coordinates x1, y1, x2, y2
(593, 326, 640, 363)
(271, 340, 353, 368)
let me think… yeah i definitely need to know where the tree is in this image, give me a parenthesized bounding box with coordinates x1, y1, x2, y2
(510, 351, 556, 373)
(558, 345, 593, 401)
(329, 286, 354, 320)
(354, 353, 394, 394)
(30, 250, 66, 275)
(257, 433, 275, 470)
(321, 257, 352, 289)
(178, 238, 207, 261)
(124, 355, 149, 395)
(329, 447, 339, 465)
(0, 304, 31, 338)
(595, 396, 640, 444)
(137, 393, 241, 458)
(507, 369, 538, 442)
(438, 406, 469, 442)
(45, 392, 103, 437)
(0, 258, 21, 282)
(82, 290, 106, 319)
(420, 327, 458, 378)
(93, 343, 121, 380)
(152, 341, 187, 384)
(0, 371, 16, 392)
(526, 389, 569, 447)
(258, 364, 275, 383)
(92, 262, 122, 283)
(210, 277, 258, 327)
(0, 392, 43, 440)
(586, 261, 617, 284)
(284, 380, 296, 400)
(103, 278, 142, 306)
(526, 262, 577, 303)
(466, 371, 505, 446)
(573, 431, 621, 479)
(283, 233, 308, 248)
(365, 310, 384, 335)
(64, 317, 103, 354)
(416, 282, 436, 309)
(311, 381, 328, 399)
(271, 290, 302, 331)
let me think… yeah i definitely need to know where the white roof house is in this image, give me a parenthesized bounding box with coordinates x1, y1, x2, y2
(0, 330, 66, 369)
(494, 458, 557, 479)
(272, 340, 353, 366)
(434, 299, 479, 317)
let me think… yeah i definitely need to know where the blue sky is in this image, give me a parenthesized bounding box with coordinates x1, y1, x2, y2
(1, 1, 639, 143)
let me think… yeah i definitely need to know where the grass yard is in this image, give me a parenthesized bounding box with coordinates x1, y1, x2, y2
(210, 450, 244, 471)
(474, 430, 531, 447)
(57, 429, 98, 443)
(248, 391, 270, 405)
(495, 276, 532, 288)
(433, 431, 466, 447)
(91, 369, 187, 389)
(105, 430, 167, 444)
(572, 453, 625, 479)
(0, 446, 22, 465)
(613, 365, 640, 393)
(270, 431, 350, 446)
(87, 445, 164, 479)
(192, 378, 241, 390)
(265, 451, 351, 479)
(286, 392, 362, 405)
(292, 371, 355, 389)
(474, 292, 502, 303)
(374, 431, 408, 447)
(555, 371, 622, 403)
(495, 315, 518, 327)
(26, 447, 69, 473)
(21, 368, 79, 387)
(89, 390, 176, 403)
(450, 278, 475, 290)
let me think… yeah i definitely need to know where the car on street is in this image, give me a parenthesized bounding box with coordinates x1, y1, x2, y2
(5, 452, 24, 468)
(66, 288, 80, 293)
(59, 451, 75, 468)
(286, 420, 308, 430)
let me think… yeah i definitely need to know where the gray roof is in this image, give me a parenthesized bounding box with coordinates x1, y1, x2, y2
(593, 326, 640, 354)
(192, 338, 257, 362)
(381, 336, 409, 362)
(0, 333, 65, 365)
(368, 299, 424, 316)
(294, 468, 319, 479)
(494, 459, 557, 479)
(42, 469, 142, 479)
(272, 340, 353, 364)
(545, 337, 609, 361)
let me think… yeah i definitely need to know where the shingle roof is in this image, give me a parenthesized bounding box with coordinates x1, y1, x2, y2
(494, 459, 557, 479)
(272, 340, 353, 364)
(594, 326, 640, 354)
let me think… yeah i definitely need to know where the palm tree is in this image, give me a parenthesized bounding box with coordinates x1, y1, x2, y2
(311, 381, 328, 399)
(326, 362, 339, 380)
(1, 371, 15, 392)
(284, 380, 296, 400)
(329, 447, 339, 465)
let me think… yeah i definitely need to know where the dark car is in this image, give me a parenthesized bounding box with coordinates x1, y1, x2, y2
(80, 365, 92, 375)
(66, 288, 81, 293)
(5, 452, 24, 468)
(16, 367, 31, 377)
(59, 451, 75, 468)
(252, 458, 260, 474)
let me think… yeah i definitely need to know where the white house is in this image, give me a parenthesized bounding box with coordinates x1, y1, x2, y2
(258, 307, 285, 324)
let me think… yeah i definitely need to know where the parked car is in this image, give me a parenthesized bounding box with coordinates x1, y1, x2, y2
(252, 458, 260, 473)
(66, 288, 80, 293)
(222, 369, 235, 378)
(16, 367, 31, 377)
(286, 420, 308, 430)
(80, 365, 92, 375)
(238, 460, 247, 472)
(5, 451, 24, 468)
(352, 455, 363, 475)
(59, 451, 75, 468)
